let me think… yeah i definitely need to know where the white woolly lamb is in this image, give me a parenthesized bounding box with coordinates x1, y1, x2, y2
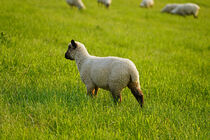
(66, 0, 85, 10)
(161, 4, 180, 13)
(65, 40, 144, 107)
(171, 3, 200, 18)
(98, 0, 112, 8)
(140, 0, 154, 8)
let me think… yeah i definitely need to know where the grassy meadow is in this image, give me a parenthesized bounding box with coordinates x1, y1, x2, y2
(0, 0, 209, 139)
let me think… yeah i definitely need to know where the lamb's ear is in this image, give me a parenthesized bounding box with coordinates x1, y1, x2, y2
(71, 40, 77, 49)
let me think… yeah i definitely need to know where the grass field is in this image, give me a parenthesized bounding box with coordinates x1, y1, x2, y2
(0, 0, 209, 139)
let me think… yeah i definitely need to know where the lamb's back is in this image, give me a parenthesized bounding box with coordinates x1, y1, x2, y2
(85, 57, 136, 89)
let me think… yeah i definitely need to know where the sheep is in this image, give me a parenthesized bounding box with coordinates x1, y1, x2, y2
(66, 0, 85, 10)
(140, 0, 154, 8)
(65, 40, 144, 107)
(98, 0, 112, 8)
(171, 3, 200, 18)
(161, 4, 180, 13)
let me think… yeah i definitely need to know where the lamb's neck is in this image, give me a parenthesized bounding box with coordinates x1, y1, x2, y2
(75, 52, 90, 72)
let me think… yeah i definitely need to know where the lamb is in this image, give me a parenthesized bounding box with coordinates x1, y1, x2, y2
(161, 4, 180, 13)
(65, 40, 144, 107)
(161, 3, 200, 18)
(140, 0, 154, 8)
(66, 0, 85, 10)
(171, 3, 200, 18)
(98, 0, 112, 8)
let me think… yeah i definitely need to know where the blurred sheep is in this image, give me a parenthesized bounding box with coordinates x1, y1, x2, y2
(98, 0, 112, 8)
(161, 3, 200, 18)
(140, 0, 154, 8)
(66, 0, 85, 9)
(171, 3, 200, 18)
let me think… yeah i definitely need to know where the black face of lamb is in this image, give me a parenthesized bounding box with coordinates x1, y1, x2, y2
(65, 40, 77, 60)
(65, 51, 74, 60)
(128, 82, 144, 108)
(130, 88, 144, 108)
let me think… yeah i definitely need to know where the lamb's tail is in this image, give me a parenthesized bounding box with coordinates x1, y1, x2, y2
(128, 68, 144, 107)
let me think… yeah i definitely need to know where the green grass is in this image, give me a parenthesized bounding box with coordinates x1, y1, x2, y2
(0, 0, 209, 139)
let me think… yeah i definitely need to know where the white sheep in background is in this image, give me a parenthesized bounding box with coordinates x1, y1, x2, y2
(65, 40, 144, 107)
(98, 0, 112, 8)
(66, 0, 85, 10)
(171, 3, 200, 18)
(140, 0, 154, 8)
(161, 4, 180, 13)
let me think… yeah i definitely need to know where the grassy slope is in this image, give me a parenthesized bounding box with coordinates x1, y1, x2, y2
(0, 0, 209, 139)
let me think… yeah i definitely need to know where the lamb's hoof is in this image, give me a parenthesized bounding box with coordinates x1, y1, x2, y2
(140, 103, 143, 108)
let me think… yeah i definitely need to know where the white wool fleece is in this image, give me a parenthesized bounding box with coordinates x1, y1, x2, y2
(140, 0, 154, 8)
(73, 42, 140, 91)
(66, 0, 85, 9)
(161, 4, 180, 13)
(98, 0, 112, 7)
(171, 3, 200, 18)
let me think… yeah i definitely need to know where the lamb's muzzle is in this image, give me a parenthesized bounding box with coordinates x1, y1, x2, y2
(65, 40, 144, 107)
(65, 52, 74, 60)
(128, 81, 144, 107)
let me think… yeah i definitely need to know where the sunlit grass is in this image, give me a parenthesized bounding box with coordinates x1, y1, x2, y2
(0, 0, 209, 139)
